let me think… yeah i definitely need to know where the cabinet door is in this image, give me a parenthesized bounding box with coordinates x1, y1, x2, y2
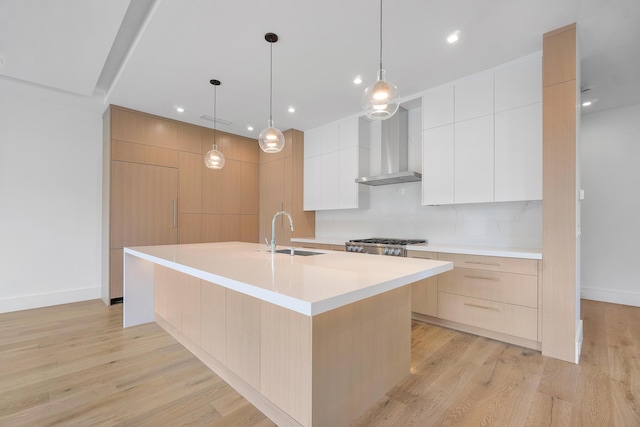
(495, 103, 542, 202)
(320, 151, 340, 210)
(338, 117, 359, 150)
(454, 116, 494, 204)
(303, 156, 321, 211)
(422, 125, 454, 205)
(455, 71, 494, 122)
(495, 55, 542, 112)
(422, 84, 454, 129)
(338, 147, 359, 209)
(111, 161, 178, 248)
(304, 127, 322, 158)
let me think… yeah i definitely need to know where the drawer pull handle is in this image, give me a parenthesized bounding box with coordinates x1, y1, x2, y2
(464, 303, 499, 312)
(464, 261, 501, 266)
(464, 275, 500, 281)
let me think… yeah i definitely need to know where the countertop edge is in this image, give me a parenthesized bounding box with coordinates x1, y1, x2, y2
(292, 238, 542, 260)
(124, 246, 453, 316)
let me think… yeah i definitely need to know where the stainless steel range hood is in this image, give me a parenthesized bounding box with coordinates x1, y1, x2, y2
(355, 107, 421, 186)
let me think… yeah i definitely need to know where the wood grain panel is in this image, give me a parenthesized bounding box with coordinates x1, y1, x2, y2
(239, 161, 260, 215)
(438, 292, 538, 341)
(110, 161, 178, 249)
(111, 139, 178, 168)
(201, 214, 223, 242)
(260, 302, 311, 425)
(200, 280, 226, 363)
(201, 160, 223, 214)
(178, 213, 202, 244)
(217, 132, 260, 163)
(111, 106, 178, 149)
(153, 264, 169, 320)
(177, 123, 203, 154)
(259, 156, 286, 245)
(290, 130, 315, 239)
(225, 289, 261, 390)
(110, 248, 123, 299)
(178, 151, 201, 214)
(239, 215, 259, 243)
(411, 277, 438, 317)
(438, 268, 538, 308)
(542, 23, 577, 87)
(221, 160, 242, 214)
(437, 252, 538, 275)
(180, 273, 201, 345)
(312, 286, 411, 426)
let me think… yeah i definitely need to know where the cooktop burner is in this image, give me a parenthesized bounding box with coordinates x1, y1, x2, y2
(345, 238, 428, 256)
(349, 238, 427, 246)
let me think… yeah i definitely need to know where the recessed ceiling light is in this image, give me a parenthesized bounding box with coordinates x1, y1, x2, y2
(288, 106, 296, 113)
(353, 75, 363, 85)
(176, 106, 184, 113)
(582, 101, 592, 107)
(247, 126, 254, 131)
(447, 31, 460, 44)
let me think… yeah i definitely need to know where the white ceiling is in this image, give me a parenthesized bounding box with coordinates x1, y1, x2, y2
(1, 0, 639, 139)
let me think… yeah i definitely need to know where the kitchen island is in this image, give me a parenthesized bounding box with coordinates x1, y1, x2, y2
(123, 242, 452, 426)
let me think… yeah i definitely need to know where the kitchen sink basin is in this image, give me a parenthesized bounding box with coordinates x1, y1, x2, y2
(275, 249, 325, 256)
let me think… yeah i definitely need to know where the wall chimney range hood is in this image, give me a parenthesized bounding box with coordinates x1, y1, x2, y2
(355, 107, 422, 186)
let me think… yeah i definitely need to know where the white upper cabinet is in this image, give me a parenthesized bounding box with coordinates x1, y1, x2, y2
(495, 55, 542, 112)
(454, 71, 494, 122)
(455, 116, 495, 204)
(422, 124, 454, 205)
(304, 117, 369, 211)
(421, 52, 542, 206)
(422, 84, 454, 130)
(495, 103, 542, 201)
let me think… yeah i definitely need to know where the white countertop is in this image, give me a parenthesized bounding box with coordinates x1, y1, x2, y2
(292, 238, 542, 260)
(124, 242, 452, 316)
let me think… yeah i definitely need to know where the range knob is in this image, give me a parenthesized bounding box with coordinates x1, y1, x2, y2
(394, 248, 402, 256)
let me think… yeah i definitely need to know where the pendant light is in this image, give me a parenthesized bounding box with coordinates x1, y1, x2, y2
(362, 0, 400, 120)
(258, 32, 285, 153)
(204, 79, 225, 169)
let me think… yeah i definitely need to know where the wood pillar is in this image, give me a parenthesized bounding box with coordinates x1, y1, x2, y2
(541, 23, 581, 363)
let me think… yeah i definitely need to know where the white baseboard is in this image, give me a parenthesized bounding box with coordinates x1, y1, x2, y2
(581, 286, 640, 308)
(0, 286, 102, 314)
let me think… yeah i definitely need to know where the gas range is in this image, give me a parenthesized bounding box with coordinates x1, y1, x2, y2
(345, 238, 427, 257)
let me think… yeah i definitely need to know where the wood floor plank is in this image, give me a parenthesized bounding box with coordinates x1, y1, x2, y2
(1, 298, 639, 426)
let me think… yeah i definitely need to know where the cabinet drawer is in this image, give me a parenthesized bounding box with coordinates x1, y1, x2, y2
(438, 292, 538, 341)
(407, 250, 438, 260)
(438, 252, 538, 275)
(438, 268, 537, 308)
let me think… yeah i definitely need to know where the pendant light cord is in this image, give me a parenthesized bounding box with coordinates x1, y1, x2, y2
(269, 41, 273, 122)
(379, 0, 383, 73)
(213, 84, 217, 146)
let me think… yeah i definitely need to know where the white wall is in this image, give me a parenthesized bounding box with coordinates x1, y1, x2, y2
(580, 103, 640, 307)
(0, 79, 104, 313)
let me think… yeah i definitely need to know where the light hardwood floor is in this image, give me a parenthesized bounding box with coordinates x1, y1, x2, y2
(1, 299, 638, 426)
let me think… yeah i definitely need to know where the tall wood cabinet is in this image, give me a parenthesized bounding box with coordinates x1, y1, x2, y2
(259, 129, 315, 247)
(104, 106, 263, 303)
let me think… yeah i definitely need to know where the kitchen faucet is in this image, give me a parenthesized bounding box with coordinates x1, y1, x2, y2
(268, 210, 294, 253)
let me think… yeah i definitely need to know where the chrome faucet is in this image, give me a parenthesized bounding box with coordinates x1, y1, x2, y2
(268, 210, 294, 253)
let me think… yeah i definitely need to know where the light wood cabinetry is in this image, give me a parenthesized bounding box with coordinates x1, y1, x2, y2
(259, 129, 315, 247)
(303, 117, 369, 211)
(409, 250, 541, 350)
(105, 105, 262, 302)
(151, 261, 409, 426)
(541, 23, 580, 363)
(408, 251, 438, 317)
(296, 242, 346, 251)
(421, 54, 542, 206)
(436, 252, 540, 343)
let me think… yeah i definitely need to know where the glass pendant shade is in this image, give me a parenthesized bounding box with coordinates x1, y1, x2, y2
(204, 143, 225, 169)
(204, 79, 225, 169)
(259, 119, 285, 153)
(259, 33, 285, 154)
(362, 69, 400, 120)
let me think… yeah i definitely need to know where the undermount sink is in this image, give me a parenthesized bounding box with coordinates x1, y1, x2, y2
(274, 249, 325, 256)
